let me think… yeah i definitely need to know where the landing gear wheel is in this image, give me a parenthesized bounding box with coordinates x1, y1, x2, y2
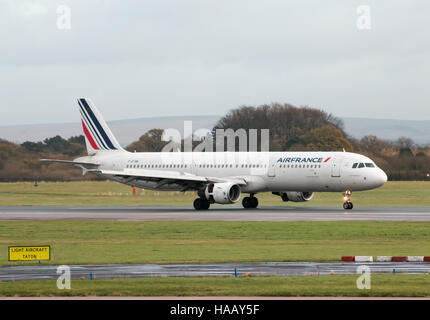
(242, 196, 259, 209)
(342, 190, 353, 210)
(250, 197, 258, 208)
(343, 201, 353, 210)
(242, 197, 251, 208)
(202, 199, 210, 210)
(194, 198, 210, 210)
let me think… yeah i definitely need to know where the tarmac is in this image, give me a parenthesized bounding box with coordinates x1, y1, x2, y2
(1, 261, 430, 281)
(1, 206, 430, 221)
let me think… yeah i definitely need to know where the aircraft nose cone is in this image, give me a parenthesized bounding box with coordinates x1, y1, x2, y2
(378, 169, 388, 186)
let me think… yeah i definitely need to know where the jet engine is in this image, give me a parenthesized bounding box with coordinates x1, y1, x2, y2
(275, 191, 314, 202)
(201, 182, 242, 204)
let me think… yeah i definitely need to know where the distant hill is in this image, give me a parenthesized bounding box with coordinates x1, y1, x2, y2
(1, 116, 430, 146)
(342, 117, 430, 145)
(0, 116, 220, 147)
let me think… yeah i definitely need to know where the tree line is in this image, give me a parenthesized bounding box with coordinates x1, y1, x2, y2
(0, 103, 429, 181)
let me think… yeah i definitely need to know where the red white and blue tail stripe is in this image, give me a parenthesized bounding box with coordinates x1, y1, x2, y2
(78, 98, 123, 154)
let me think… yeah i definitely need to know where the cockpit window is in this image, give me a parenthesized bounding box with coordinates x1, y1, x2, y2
(352, 163, 358, 168)
(358, 163, 365, 168)
(365, 163, 375, 168)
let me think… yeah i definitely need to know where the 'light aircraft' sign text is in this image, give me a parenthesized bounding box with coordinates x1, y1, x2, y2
(8, 246, 51, 261)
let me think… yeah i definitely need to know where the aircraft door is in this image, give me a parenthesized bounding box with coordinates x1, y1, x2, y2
(190, 160, 197, 175)
(268, 160, 276, 177)
(331, 157, 342, 177)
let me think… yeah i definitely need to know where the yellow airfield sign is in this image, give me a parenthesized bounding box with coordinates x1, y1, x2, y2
(8, 246, 51, 261)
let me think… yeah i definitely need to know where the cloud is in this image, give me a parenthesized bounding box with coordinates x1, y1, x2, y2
(0, 0, 429, 125)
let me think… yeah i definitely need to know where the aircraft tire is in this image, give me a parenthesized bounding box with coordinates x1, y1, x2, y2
(343, 201, 353, 210)
(242, 197, 251, 209)
(250, 197, 259, 208)
(202, 199, 210, 210)
(243, 196, 258, 209)
(194, 198, 210, 210)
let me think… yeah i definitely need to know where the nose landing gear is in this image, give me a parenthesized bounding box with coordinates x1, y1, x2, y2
(342, 190, 353, 210)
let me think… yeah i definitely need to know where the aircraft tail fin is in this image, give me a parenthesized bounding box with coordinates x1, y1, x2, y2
(77, 98, 124, 155)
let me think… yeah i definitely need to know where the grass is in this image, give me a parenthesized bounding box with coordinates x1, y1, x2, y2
(2, 275, 430, 297)
(0, 181, 430, 207)
(2, 220, 430, 267)
(1, 181, 429, 296)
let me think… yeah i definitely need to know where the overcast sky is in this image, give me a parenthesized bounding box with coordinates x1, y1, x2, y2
(1, 0, 429, 125)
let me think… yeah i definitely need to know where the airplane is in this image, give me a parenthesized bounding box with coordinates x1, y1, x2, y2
(41, 98, 388, 210)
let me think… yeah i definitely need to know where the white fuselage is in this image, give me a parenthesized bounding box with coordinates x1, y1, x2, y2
(78, 151, 387, 194)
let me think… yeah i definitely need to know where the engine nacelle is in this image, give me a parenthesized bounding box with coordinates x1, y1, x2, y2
(203, 182, 242, 204)
(277, 191, 314, 202)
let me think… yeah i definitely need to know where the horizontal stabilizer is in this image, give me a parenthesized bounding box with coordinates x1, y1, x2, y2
(40, 159, 100, 167)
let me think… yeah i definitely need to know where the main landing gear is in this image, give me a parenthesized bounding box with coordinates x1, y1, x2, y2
(242, 194, 259, 209)
(342, 190, 353, 210)
(193, 198, 210, 210)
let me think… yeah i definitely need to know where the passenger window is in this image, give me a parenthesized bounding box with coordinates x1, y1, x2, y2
(358, 163, 365, 168)
(352, 163, 358, 168)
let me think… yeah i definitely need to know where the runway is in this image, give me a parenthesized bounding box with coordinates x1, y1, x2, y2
(1, 262, 430, 281)
(0, 206, 430, 221)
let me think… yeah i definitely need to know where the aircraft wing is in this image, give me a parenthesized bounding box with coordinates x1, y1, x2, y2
(98, 169, 247, 190)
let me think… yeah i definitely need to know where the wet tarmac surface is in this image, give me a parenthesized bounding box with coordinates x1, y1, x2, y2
(1, 262, 430, 281)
